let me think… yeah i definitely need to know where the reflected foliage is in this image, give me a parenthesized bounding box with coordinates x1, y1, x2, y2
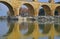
(39, 24, 44, 30)
(54, 24, 60, 33)
(39, 24, 51, 34)
(24, 23, 35, 35)
(43, 24, 51, 34)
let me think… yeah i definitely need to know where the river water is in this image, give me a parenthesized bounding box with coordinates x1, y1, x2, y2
(0, 19, 60, 39)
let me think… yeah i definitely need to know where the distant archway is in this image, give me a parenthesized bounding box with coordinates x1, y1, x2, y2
(19, 3, 34, 17)
(0, 1, 14, 16)
(38, 5, 51, 16)
(54, 6, 60, 16)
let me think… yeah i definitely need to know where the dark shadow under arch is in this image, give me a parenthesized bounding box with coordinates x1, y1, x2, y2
(38, 5, 51, 16)
(54, 6, 60, 16)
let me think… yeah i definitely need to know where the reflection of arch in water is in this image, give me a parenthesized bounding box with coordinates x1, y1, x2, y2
(0, 20, 9, 36)
(3, 23, 14, 36)
(43, 24, 51, 34)
(19, 22, 29, 35)
(0, 1, 14, 16)
(19, 22, 35, 36)
(19, 3, 34, 17)
(54, 24, 60, 33)
(39, 24, 51, 34)
(38, 5, 51, 16)
(54, 6, 60, 16)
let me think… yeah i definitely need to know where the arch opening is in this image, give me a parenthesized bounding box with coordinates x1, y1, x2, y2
(54, 6, 60, 24)
(54, 6, 60, 33)
(54, 6, 60, 16)
(38, 5, 51, 16)
(0, 1, 14, 16)
(19, 3, 34, 17)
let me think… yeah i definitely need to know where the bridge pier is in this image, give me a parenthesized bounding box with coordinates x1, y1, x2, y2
(51, 10, 55, 16)
(13, 8, 19, 16)
(34, 9, 39, 16)
(51, 4, 55, 16)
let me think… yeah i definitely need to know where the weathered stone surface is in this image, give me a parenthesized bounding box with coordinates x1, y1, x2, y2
(0, 0, 60, 16)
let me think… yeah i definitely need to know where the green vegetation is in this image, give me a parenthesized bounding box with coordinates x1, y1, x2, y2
(25, 23, 35, 36)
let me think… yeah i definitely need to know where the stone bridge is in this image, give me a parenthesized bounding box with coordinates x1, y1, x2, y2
(0, 0, 60, 17)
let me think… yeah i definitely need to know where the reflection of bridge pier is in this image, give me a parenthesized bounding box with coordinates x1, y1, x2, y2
(49, 24, 55, 39)
(32, 22, 39, 39)
(7, 22, 20, 39)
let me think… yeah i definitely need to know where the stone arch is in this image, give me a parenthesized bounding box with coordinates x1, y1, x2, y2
(0, 1, 14, 16)
(19, 3, 35, 17)
(38, 5, 51, 16)
(54, 6, 60, 16)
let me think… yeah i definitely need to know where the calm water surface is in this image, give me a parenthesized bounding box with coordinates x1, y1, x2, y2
(0, 20, 60, 39)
